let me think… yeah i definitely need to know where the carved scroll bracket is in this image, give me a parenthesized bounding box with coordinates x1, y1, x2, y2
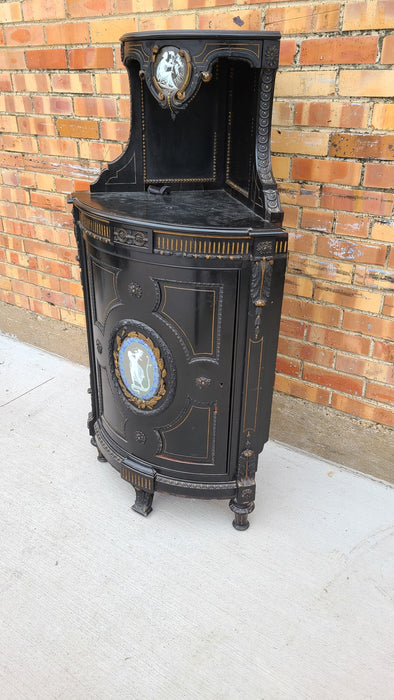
(254, 40, 283, 225)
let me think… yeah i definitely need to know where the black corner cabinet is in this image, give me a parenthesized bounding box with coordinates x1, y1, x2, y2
(71, 30, 287, 530)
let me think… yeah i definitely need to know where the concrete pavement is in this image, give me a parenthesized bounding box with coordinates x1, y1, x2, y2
(0, 333, 393, 699)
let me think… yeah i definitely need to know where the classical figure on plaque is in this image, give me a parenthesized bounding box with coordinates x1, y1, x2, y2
(127, 346, 150, 395)
(155, 49, 187, 92)
(117, 331, 163, 404)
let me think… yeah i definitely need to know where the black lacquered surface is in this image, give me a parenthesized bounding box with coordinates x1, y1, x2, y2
(120, 30, 281, 40)
(72, 30, 287, 529)
(73, 190, 274, 233)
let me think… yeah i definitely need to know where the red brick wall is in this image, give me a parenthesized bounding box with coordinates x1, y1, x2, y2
(0, 1, 393, 428)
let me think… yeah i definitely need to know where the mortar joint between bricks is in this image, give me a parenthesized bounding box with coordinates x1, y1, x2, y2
(350, 260, 357, 287)
(339, 28, 383, 39)
(359, 159, 368, 188)
(293, 38, 302, 67)
(368, 338, 375, 361)
(376, 33, 384, 64)
(333, 59, 340, 99)
(260, 3, 266, 30)
(378, 293, 385, 319)
(338, 0, 345, 34)
(332, 208, 338, 238)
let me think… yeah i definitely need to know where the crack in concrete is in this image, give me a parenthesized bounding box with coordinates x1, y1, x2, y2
(0, 377, 55, 408)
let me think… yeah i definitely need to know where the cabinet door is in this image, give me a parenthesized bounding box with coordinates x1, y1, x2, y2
(88, 246, 240, 481)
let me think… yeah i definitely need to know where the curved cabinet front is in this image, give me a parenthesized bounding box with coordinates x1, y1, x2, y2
(85, 235, 239, 483)
(73, 191, 287, 528)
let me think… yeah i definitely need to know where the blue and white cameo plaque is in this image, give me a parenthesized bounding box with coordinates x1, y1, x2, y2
(119, 335, 159, 400)
(113, 326, 168, 410)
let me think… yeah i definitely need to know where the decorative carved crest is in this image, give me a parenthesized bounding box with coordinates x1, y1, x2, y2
(151, 45, 192, 115)
(122, 35, 263, 118)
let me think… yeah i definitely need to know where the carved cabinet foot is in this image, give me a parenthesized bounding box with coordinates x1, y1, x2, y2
(229, 499, 255, 531)
(90, 436, 107, 462)
(132, 487, 154, 517)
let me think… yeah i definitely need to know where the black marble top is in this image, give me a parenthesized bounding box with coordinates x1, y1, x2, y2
(72, 190, 276, 235)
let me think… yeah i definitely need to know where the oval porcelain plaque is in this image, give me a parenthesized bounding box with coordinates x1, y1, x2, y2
(113, 327, 169, 411)
(118, 335, 160, 401)
(154, 46, 190, 94)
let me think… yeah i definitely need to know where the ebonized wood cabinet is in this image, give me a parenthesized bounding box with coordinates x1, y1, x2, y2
(71, 31, 287, 529)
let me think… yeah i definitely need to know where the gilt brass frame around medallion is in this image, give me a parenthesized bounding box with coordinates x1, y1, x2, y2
(151, 45, 192, 105)
(113, 328, 166, 411)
